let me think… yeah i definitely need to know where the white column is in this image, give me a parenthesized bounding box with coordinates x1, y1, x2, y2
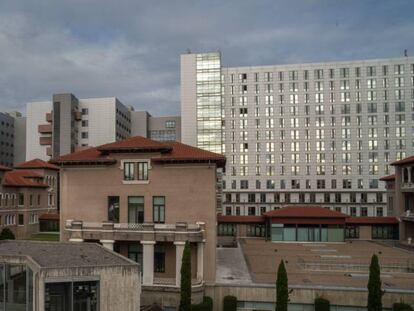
(174, 241, 186, 287)
(197, 242, 204, 282)
(69, 238, 83, 242)
(141, 241, 155, 286)
(100, 240, 115, 251)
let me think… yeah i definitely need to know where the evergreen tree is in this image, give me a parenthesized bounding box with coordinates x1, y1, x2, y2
(276, 260, 289, 311)
(0, 228, 15, 240)
(368, 254, 382, 311)
(179, 241, 192, 311)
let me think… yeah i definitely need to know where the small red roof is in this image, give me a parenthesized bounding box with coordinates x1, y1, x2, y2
(391, 155, 414, 166)
(217, 215, 265, 223)
(346, 217, 399, 225)
(379, 174, 395, 181)
(0, 164, 12, 171)
(2, 170, 48, 188)
(264, 206, 348, 218)
(15, 158, 60, 171)
(52, 136, 225, 168)
(39, 213, 60, 221)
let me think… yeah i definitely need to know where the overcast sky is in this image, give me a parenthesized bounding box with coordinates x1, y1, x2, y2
(1, 0, 414, 116)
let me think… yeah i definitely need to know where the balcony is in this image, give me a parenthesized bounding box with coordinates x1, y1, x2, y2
(46, 112, 52, 122)
(38, 124, 52, 134)
(39, 136, 52, 146)
(65, 220, 206, 242)
(74, 111, 82, 121)
(402, 182, 414, 192)
(402, 210, 414, 222)
(46, 147, 52, 156)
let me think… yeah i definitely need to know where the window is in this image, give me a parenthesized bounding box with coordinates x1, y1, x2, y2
(128, 196, 144, 224)
(108, 196, 120, 223)
(18, 214, 24, 225)
(81, 108, 89, 115)
(153, 196, 165, 223)
(123, 161, 149, 181)
(154, 244, 166, 273)
(81, 120, 88, 127)
(248, 206, 256, 216)
(18, 193, 24, 206)
(81, 132, 88, 139)
(128, 243, 143, 269)
(165, 120, 176, 128)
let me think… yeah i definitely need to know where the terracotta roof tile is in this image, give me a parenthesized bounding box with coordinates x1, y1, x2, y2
(346, 217, 399, 225)
(217, 215, 265, 223)
(379, 174, 395, 181)
(0, 165, 12, 171)
(52, 136, 225, 167)
(39, 213, 60, 221)
(15, 158, 60, 171)
(2, 170, 48, 188)
(391, 155, 414, 166)
(264, 205, 348, 218)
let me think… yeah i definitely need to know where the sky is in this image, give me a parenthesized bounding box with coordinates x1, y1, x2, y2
(1, 0, 414, 116)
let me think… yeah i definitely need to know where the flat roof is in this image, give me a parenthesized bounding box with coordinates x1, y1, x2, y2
(0, 240, 137, 268)
(220, 239, 414, 291)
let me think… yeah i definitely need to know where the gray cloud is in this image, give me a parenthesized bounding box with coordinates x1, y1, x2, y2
(0, 0, 414, 115)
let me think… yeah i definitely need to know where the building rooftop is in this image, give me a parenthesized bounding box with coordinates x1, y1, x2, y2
(2, 170, 48, 188)
(264, 206, 348, 218)
(391, 155, 414, 166)
(379, 174, 396, 181)
(15, 158, 60, 171)
(52, 136, 226, 167)
(0, 240, 137, 268)
(231, 239, 414, 290)
(0, 164, 12, 171)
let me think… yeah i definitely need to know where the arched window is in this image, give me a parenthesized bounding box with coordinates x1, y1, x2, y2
(410, 167, 414, 183)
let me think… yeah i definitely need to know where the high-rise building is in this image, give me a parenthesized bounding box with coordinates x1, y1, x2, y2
(26, 93, 181, 161)
(181, 52, 414, 217)
(0, 111, 26, 167)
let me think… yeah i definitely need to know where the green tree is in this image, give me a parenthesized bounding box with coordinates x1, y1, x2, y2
(368, 254, 383, 311)
(315, 297, 330, 311)
(0, 228, 15, 240)
(179, 241, 191, 311)
(276, 260, 289, 311)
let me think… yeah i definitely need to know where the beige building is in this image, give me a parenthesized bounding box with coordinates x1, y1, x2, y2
(0, 240, 140, 311)
(52, 136, 225, 308)
(0, 159, 59, 239)
(381, 154, 414, 242)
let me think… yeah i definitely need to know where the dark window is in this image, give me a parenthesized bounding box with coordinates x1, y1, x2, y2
(248, 206, 256, 216)
(128, 243, 143, 272)
(247, 224, 265, 237)
(18, 214, 24, 225)
(18, 193, 24, 206)
(128, 196, 144, 224)
(154, 245, 165, 273)
(153, 196, 165, 223)
(218, 224, 236, 236)
(108, 196, 120, 223)
(345, 225, 360, 239)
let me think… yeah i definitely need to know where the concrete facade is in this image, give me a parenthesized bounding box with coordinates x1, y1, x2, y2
(181, 53, 414, 218)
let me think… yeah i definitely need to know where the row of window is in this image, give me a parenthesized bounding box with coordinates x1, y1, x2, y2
(123, 161, 149, 181)
(108, 196, 166, 224)
(0, 213, 39, 226)
(228, 64, 414, 83)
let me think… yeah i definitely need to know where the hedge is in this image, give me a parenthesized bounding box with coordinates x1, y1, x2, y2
(393, 303, 413, 311)
(223, 295, 237, 311)
(315, 297, 330, 311)
(191, 296, 213, 311)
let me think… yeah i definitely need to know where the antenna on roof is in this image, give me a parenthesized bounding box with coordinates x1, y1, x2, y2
(404, 49, 408, 57)
(186, 48, 191, 54)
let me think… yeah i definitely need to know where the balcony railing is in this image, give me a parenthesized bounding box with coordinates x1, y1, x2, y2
(402, 182, 414, 190)
(65, 220, 206, 242)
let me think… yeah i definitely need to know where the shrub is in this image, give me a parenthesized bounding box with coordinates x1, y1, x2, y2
(0, 228, 15, 240)
(223, 295, 237, 311)
(315, 297, 330, 311)
(179, 241, 192, 311)
(368, 254, 383, 311)
(276, 260, 288, 311)
(191, 296, 213, 311)
(393, 303, 413, 311)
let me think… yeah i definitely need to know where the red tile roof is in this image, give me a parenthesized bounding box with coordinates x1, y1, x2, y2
(217, 215, 265, 223)
(0, 165, 12, 171)
(39, 213, 60, 221)
(391, 155, 414, 166)
(2, 170, 48, 188)
(52, 136, 226, 167)
(15, 158, 60, 171)
(151, 141, 226, 166)
(346, 217, 399, 225)
(264, 206, 348, 218)
(379, 174, 395, 181)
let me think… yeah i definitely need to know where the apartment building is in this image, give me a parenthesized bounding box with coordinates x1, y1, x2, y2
(0, 159, 59, 239)
(0, 240, 140, 311)
(130, 110, 181, 141)
(26, 93, 182, 161)
(181, 52, 414, 218)
(51, 136, 225, 308)
(0, 113, 14, 167)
